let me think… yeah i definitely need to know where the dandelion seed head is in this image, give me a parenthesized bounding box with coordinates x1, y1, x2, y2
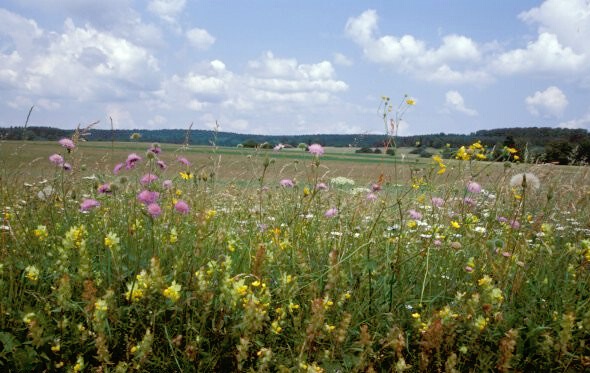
(510, 172, 540, 190)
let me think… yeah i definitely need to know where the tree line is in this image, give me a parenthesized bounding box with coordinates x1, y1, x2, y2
(2, 125, 589, 164)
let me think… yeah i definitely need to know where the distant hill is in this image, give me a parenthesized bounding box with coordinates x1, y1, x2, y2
(2, 125, 590, 164)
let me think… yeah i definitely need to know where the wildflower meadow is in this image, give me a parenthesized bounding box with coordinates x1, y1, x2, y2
(1, 125, 590, 372)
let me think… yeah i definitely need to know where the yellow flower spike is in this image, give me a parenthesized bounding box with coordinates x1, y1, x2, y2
(163, 281, 182, 302)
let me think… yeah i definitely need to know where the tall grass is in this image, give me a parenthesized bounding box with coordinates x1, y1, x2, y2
(0, 137, 589, 372)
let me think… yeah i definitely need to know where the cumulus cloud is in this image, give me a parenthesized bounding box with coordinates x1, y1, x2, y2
(491, 33, 584, 74)
(186, 27, 215, 49)
(525, 86, 568, 116)
(558, 112, 590, 130)
(444, 90, 478, 116)
(147, 0, 186, 22)
(345, 9, 488, 84)
(333, 52, 353, 66)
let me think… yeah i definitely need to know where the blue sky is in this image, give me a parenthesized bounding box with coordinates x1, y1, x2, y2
(1, 0, 589, 136)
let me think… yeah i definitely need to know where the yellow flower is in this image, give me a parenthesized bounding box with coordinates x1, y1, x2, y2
(25, 265, 39, 282)
(23, 312, 35, 325)
(205, 209, 217, 220)
(476, 153, 487, 160)
(163, 281, 182, 302)
(406, 98, 416, 106)
(506, 147, 518, 154)
(478, 275, 492, 287)
(179, 171, 193, 180)
(474, 315, 488, 331)
(455, 146, 471, 161)
(271, 320, 282, 334)
(169, 228, 178, 244)
(104, 232, 119, 249)
(451, 221, 461, 229)
(411, 312, 421, 319)
(33, 225, 48, 240)
(125, 283, 144, 302)
(95, 299, 108, 312)
(407, 220, 417, 229)
(51, 343, 61, 353)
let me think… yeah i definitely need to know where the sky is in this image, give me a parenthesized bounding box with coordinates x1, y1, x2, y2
(1, 0, 589, 136)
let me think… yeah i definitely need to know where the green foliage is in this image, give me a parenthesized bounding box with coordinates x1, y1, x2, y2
(1, 138, 590, 371)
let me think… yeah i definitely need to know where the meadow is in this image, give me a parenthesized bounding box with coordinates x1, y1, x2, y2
(1, 137, 589, 372)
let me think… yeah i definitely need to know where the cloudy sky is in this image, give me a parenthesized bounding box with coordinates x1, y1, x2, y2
(1, 0, 589, 135)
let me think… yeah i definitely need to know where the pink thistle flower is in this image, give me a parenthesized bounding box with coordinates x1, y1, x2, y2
(137, 190, 159, 205)
(509, 220, 520, 229)
(157, 160, 167, 170)
(431, 197, 444, 208)
(162, 180, 173, 189)
(125, 153, 142, 169)
(62, 163, 72, 171)
(279, 179, 294, 188)
(308, 143, 324, 156)
(463, 197, 476, 207)
(433, 239, 442, 247)
(498, 216, 508, 223)
(148, 144, 161, 154)
(315, 182, 328, 191)
(174, 200, 190, 214)
(371, 183, 382, 192)
(408, 209, 422, 220)
(98, 183, 111, 194)
(80, 198, 100, 212)
(113, 163, 124, 174)
(467, 181, 482, 194)
(366, 193, 378, 201)
(140, 173, 158, 185)
(177, 156, 191, 166)
(147, 203, 162, 217)
(49, 154, 64, 165)
(59, 138, 75, 150)
(324, 207, 338, 218)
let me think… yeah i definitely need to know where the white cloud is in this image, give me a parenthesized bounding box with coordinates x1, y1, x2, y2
(525, 86, 568, 116)
(333, 52, 353, 66)
(519, 0, 590, 55)
(186, 27, 215, 50)
(444, 90, 478, 116)
(345, 10, 486, 84)
(106, 104, 136, 128)
(558, 112, 590, 130)
(147, 0, 186, 22)
(492, 32, 584, 75)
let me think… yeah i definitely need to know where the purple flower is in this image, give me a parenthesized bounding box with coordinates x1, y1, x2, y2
(62, 163, 72, 171)
(174, 200, 190, 214)
(467, 181, 482, 194)
(366, 193, 378, 201)
(177, 156, 191, 166)
(157, 160, 167, 170)
(140, 173, 158, 185)
(137, 190, 159, 205)
(371, 183, 382, 192)
(408, 209, 422, 220)
(125, 153, 142, 169)
(162, 180, 173, 189)
(324, 207, 338, 218)
(509, 220, 520, 229)
(315, 182, 328, 191)
(498, 216, 508, 223)
(113, 163, 124, 174)
(308, 143, 324, 156)
(80, 198, 100, 212)
(433, 239, 442, 247)
(59, 138, 75, 150)
(279, 179, 294, 188)
(463, 197, 476, 207)
(98, 183, 111, 194)
(431, 197, 444, 208)
(147, 203, 162, 217)
(49, 154, 64, 165)
(148, 145, 161, 154)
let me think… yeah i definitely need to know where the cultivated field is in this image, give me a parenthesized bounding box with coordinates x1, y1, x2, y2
(1, 139, 589, 371)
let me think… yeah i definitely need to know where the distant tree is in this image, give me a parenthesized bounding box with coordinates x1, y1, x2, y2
(355, 147, 373, 154)
(373, 148, 382, 154)
(545, 141, 573, 164)
(242, 139, 258, 148)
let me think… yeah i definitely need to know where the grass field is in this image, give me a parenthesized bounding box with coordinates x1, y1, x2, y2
(1, 139, 589, 372)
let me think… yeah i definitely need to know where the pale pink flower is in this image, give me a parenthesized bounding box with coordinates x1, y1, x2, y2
(177, 156, 191, 166)
(137, 190, 159, 205)
(62, 163, 72, 171)
(467, 181, 482, 193)
(408, 209, 422, 220)
(366, 193, 378, 201)
(324, 207, 338, 218)
(162, 180, 173, 189)
(147, 203, 161, 217)
(157, 160, 167, 170)
(279, 179, 294, 188)
(59, 138, 75, 150)
(308, 143, 324, 156)
(113, 163, 124, 174)
(431, 197, 444, 208)
(174, 200, 190, 214)
(49, 154, 64, 165)
(98, 183, 111, 194)
(315, 182, 328, 191)
(80, 198, 100, 212)
(125, 153, 142, 169)
(140, 173, 158, 185)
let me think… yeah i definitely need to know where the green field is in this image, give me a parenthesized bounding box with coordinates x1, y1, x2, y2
(1, 139, 589, 371)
